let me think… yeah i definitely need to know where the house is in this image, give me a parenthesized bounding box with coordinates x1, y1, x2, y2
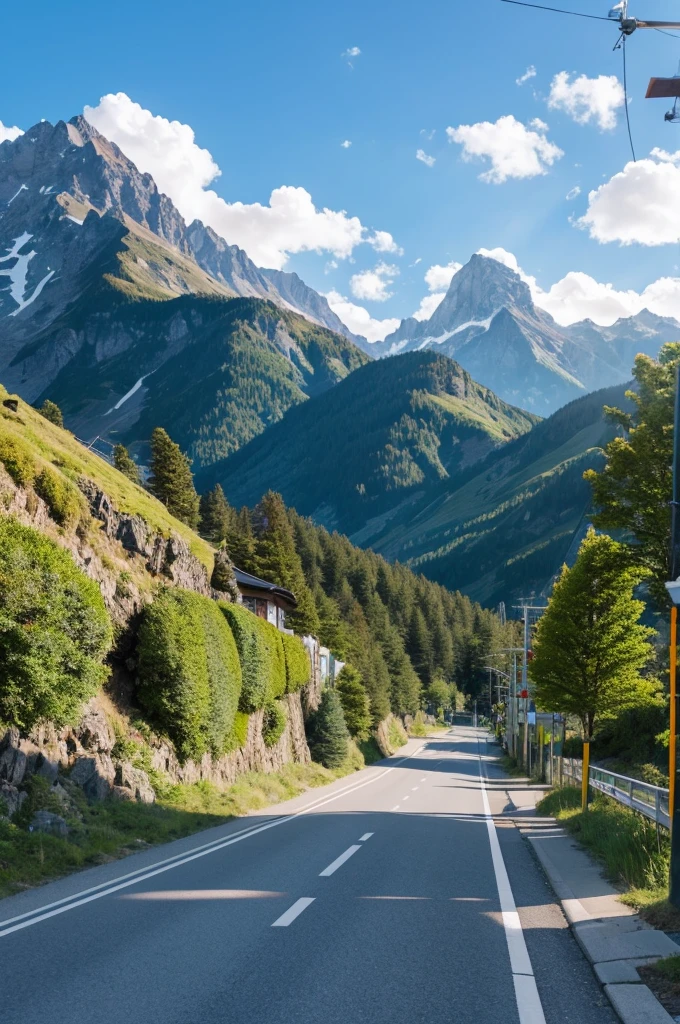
(233, 566, 297, 633)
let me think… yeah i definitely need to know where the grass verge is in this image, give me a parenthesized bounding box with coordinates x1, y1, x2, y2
(639, 956, 680, 1017)
(536, 786, 669, 901)
(499, 754, 527, 778)
(0, 755, 363, 899)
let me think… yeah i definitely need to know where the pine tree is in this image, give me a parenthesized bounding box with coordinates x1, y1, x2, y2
(113, 444, 141, 485)
(336, 665, 371, 740)
(307, 688, 349, 768)
(147, 427, 200, 528)
(38, 399, 64, 428)
(530, 529, 658, 739)
(199, 484, 233, 544)
(407, 606, 433, 686)
(251, 492, 320, 636)
(227, 507, 258, 572)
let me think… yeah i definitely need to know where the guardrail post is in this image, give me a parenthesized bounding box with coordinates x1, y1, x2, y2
(581, 742, 590, 812)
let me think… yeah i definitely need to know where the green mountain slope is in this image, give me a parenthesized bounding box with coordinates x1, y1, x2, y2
(38, 295, 368, 468)
(369, 383, 629, 605)
(198, 351, 539, 534)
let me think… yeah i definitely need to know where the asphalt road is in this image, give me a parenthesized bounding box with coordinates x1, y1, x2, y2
(0, 726, 617, 1024)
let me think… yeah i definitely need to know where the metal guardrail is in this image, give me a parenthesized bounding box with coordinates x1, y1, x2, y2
(562, 757, 670, 829)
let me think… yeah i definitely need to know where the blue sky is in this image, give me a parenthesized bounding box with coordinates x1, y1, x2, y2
(4, 0, 680, 338)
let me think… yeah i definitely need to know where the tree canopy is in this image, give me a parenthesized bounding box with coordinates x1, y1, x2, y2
(113, 443, 141, 486)
(148, 427, 200, 528)
(529, 529, 658, 739)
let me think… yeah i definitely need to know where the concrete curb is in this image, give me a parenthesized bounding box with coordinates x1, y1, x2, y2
(523, 820, 678, 1024)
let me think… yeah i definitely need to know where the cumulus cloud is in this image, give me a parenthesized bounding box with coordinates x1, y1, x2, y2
(350, 261, 399, 302)
(516, 66, 537, 86)
(0, 121, 24, 144)
(413, 292, 447, 321)
(548, 72, 624, 131)
(446, 115, 563, 183)
(476, 246, 680, 326)
(84, 92, 398, 269)
(579, 149, 680, 246)
(424, 261, 463, 292)
(342, 46, 361, 58)
(341, 140, 352, 148)
(566, 185, 581, 200)
(416, 149, 436, 167)
(325, 289, 400, 342)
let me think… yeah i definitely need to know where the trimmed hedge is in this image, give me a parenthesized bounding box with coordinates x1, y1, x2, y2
(281, 633, 311, 692)
(0, 518, 112, 730)
(231, 710, 250, 750)
(219, 603, 286, 709)
(137, 589, 242, 762)
(262, 700, 287, 748)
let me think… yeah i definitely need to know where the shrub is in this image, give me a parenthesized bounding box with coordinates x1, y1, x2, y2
(34, 467, 83, 526)
(137, 589, 242, 762)
(307, 689, 349, 769)
(231, 711, 250, 750)
(336, 665, 371, 740)
(281, 633, 310, 692)
(219, 603, 286, 709)
(262, 700, 287, 747)
(0, 518, 112, 730)
(37, 400, 64, 429)
(0, 431, 36, 486)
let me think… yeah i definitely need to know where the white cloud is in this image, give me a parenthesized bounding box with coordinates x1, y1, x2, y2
(413, 292, 447, 321)
(424, 261, 462, 292)
(325, 289, 400, 342)
(342, 46, 361, 58)
(566, 185, 581, 200)
(369, 229, 403, 255)
(350, 261, 399, 302)
(341, 140, 352, 148)
(420, 128, 436, 140)
(0, 121, 24, 144)
(579, 150, 680, 246)
(416, 149, 436, 167)
(84, 92, 398, 270)
(548, 72, 624, 131)
(446, 115, 563, 183)
(516, 66, 537, 86)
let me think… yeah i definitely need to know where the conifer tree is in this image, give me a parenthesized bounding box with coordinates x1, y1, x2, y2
(199, 484, 233, 544)
(252, 492, 320, 636)
(307, 688, 349, 768)
(147, 427, 200, 528)
(407, 606, 433, 686)
(113, 444, 141, 485)
(38, 399, 64, 428)
(227, 507, 258, 572)
(336, 665, 371, 740)
(530, 529, 658, 739)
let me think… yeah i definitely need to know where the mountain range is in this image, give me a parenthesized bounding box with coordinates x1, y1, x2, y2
(370, 254, 680, 415)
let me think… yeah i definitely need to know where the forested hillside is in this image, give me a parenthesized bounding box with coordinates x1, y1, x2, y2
(198, 351, 538, 534)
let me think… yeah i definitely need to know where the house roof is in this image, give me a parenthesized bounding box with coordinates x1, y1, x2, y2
(233, 566, 297, 609)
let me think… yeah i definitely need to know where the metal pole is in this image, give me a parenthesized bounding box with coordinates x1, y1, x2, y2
(670, 363, 680, 905)
(581, 741, 590, 812)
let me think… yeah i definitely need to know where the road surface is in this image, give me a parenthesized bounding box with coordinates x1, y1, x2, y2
(1, 726, 617, 1024)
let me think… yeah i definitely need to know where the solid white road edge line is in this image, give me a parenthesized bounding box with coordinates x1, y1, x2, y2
(319, 845, 362, 877)
(359, 833, 374, 842)
(477, 735, 546, 1024)
(0, 745, 425, 939)
(271, 898, 315, 927)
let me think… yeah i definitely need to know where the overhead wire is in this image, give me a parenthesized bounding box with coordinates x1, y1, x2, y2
(621, 34, 637, 161)
(499, 0, 614, 22)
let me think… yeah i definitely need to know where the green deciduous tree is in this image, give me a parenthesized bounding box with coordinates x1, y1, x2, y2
(113, 444, 141, 485)
(336, 665, 371, 740)
(0, 518, 112, 730)
(37, 399, 64, 429)
(147, 427, 200, 528)
(585, 343, 680, 607)
(529, 529, 658, 739)
(307, 688, 349, 768)
(426, 677, 451, 711)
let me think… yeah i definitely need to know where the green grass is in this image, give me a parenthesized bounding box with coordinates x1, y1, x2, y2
(537, 787, 669, 892)
(0, 386, 214, 571)
(357, 736, 384, 765)
(499, 754, 527, 778)
(0, 757, 366, 898)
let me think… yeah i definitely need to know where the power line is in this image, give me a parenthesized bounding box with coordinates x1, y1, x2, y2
(622, 34, 637, 162)
(500, 0, 614, 23)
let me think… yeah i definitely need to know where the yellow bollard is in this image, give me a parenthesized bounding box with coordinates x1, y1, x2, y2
(581, 741, 590, 812)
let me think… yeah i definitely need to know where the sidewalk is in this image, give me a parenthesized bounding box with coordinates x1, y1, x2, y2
(487, 751, 680, 1024)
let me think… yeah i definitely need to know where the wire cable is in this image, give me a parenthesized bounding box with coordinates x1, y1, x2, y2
(655, 27, 680, 38)
(500, 0, 614, 22)
(622, 35, 637, 162)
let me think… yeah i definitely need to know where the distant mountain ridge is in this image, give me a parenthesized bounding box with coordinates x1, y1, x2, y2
(369, 254, 680, 414)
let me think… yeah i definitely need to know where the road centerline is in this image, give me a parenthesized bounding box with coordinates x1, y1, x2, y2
(319, 845, 362, 877)
(359, 833, 373, 842)
(271, 898, 315, 927)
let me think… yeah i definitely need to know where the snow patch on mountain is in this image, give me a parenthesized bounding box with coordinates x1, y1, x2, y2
(0, 232, 56, 316)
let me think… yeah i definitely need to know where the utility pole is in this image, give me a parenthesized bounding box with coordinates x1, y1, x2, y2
(666, 365, 680, 906)
(513, 601, 546, 771)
